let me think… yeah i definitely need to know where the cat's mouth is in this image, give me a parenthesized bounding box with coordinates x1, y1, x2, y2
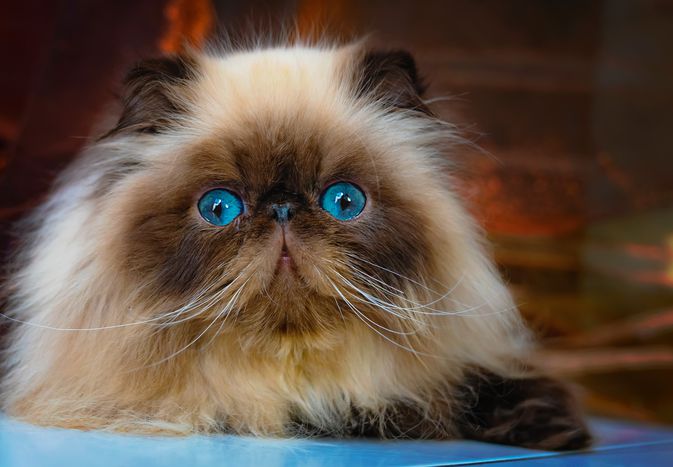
(277, 243, 294, 270)
(233, 228, 345, 340)
(275, 228, 297, 273)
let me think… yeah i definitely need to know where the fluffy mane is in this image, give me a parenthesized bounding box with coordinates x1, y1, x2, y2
(0, 41, 588, 449)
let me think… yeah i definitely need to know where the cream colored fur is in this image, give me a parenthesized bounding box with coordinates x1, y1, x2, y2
(1, 43, 531, 435)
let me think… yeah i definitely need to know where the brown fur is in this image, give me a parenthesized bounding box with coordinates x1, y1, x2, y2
(455, 369, 592, 450)
(1, 41, 590, 450)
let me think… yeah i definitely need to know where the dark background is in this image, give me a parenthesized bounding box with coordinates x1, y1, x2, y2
(2, 0, 672, 424)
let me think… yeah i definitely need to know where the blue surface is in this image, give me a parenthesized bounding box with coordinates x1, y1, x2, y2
(1, 416, 672, 466)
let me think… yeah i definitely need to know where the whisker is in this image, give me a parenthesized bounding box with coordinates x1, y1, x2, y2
(203, 279, 249, 348)
(327, 277, 444, 360)
(138, 278, 250, 370)
(344, 271, 449, 314)
(0, 310, 186, 332)
(156, 276, 243, 328)
(0, 263, 253, 332)
(337, 255, 502, 317)
(343, 252, 449, 297)
(331, 271, 428, 325)
(325, 276, 418, 338)
(148, 257, 262, 331)
(350, 267, 465, 309)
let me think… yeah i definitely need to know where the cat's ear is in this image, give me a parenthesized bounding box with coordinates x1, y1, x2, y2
(107, 53, 198, 136)
(356, 49, 432, 115)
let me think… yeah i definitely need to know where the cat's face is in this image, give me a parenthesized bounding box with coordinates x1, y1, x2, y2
(3, 44, 532, 439)
(95, 46, 450, 347)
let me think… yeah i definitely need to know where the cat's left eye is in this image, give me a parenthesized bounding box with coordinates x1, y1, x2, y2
(320, 182, 366, 221)
(197, 189, 243, 226)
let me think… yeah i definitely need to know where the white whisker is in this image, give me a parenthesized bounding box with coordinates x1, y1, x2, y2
(138, 278, 250, 370)
(338, 254, 503, 318)
(325, 276, 419, 339)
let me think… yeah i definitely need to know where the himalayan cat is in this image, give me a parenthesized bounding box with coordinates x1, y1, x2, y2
(0, 40, 591, 450)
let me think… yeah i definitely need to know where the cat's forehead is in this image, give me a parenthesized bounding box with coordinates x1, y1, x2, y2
(123, 45, 442, 199)
(186, 119, 373, 194)
(180, 47, 375, 189)
(189, 47, 357, 136)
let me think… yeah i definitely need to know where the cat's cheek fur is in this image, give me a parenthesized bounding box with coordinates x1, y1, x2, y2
(1, 41, 591, 450)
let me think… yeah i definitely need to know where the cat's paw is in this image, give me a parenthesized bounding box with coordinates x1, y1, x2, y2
(456, 370, 593, 451)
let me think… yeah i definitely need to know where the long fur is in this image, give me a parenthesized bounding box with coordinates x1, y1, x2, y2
(1, 41, 560, 440)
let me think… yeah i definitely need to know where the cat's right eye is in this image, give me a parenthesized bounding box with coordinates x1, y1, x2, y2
(197, 189, 243, 226)
(320, 182, 366, 221)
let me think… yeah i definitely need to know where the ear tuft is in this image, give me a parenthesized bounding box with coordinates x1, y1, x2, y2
(107, 54, 198, 136)
(357, 49, 431, 115)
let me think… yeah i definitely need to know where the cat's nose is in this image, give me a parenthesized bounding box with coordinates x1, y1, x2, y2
(270, 202, 295, 224)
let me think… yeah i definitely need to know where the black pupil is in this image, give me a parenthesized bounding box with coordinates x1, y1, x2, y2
(212, 200, 223, 218)
(338, 193, 352, 211)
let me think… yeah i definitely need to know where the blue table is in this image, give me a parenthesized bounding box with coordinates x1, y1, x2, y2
(1, 415, 672, 466)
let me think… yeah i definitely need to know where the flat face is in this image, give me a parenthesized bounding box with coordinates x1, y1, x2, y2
(1, 416, 672, 467)
(0, 46, 531, 441)
(108, 48, 437, 344)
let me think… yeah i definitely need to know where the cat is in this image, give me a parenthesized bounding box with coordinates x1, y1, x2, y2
(0, 40, 591, 450)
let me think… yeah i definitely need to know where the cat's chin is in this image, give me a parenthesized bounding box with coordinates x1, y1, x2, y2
(234, 303, 347, 354)
(234, 279, 346, 347)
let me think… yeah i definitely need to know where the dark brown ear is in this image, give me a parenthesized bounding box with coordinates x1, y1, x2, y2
(107, 54, 198, 136)
(356, 50, 431, 115)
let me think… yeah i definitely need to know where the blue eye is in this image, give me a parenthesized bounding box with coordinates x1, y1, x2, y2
(320, 182, 366, 221)
(197, 189, 243, 226)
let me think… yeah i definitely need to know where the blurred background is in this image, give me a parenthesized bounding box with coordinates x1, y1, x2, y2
(1, 0, 672, 425)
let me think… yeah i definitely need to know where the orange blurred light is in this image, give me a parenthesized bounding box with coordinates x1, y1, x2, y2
(160, 0, 214, 53)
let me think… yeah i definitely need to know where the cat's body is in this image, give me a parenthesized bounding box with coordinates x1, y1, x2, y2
(1, 42, 590, 450)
